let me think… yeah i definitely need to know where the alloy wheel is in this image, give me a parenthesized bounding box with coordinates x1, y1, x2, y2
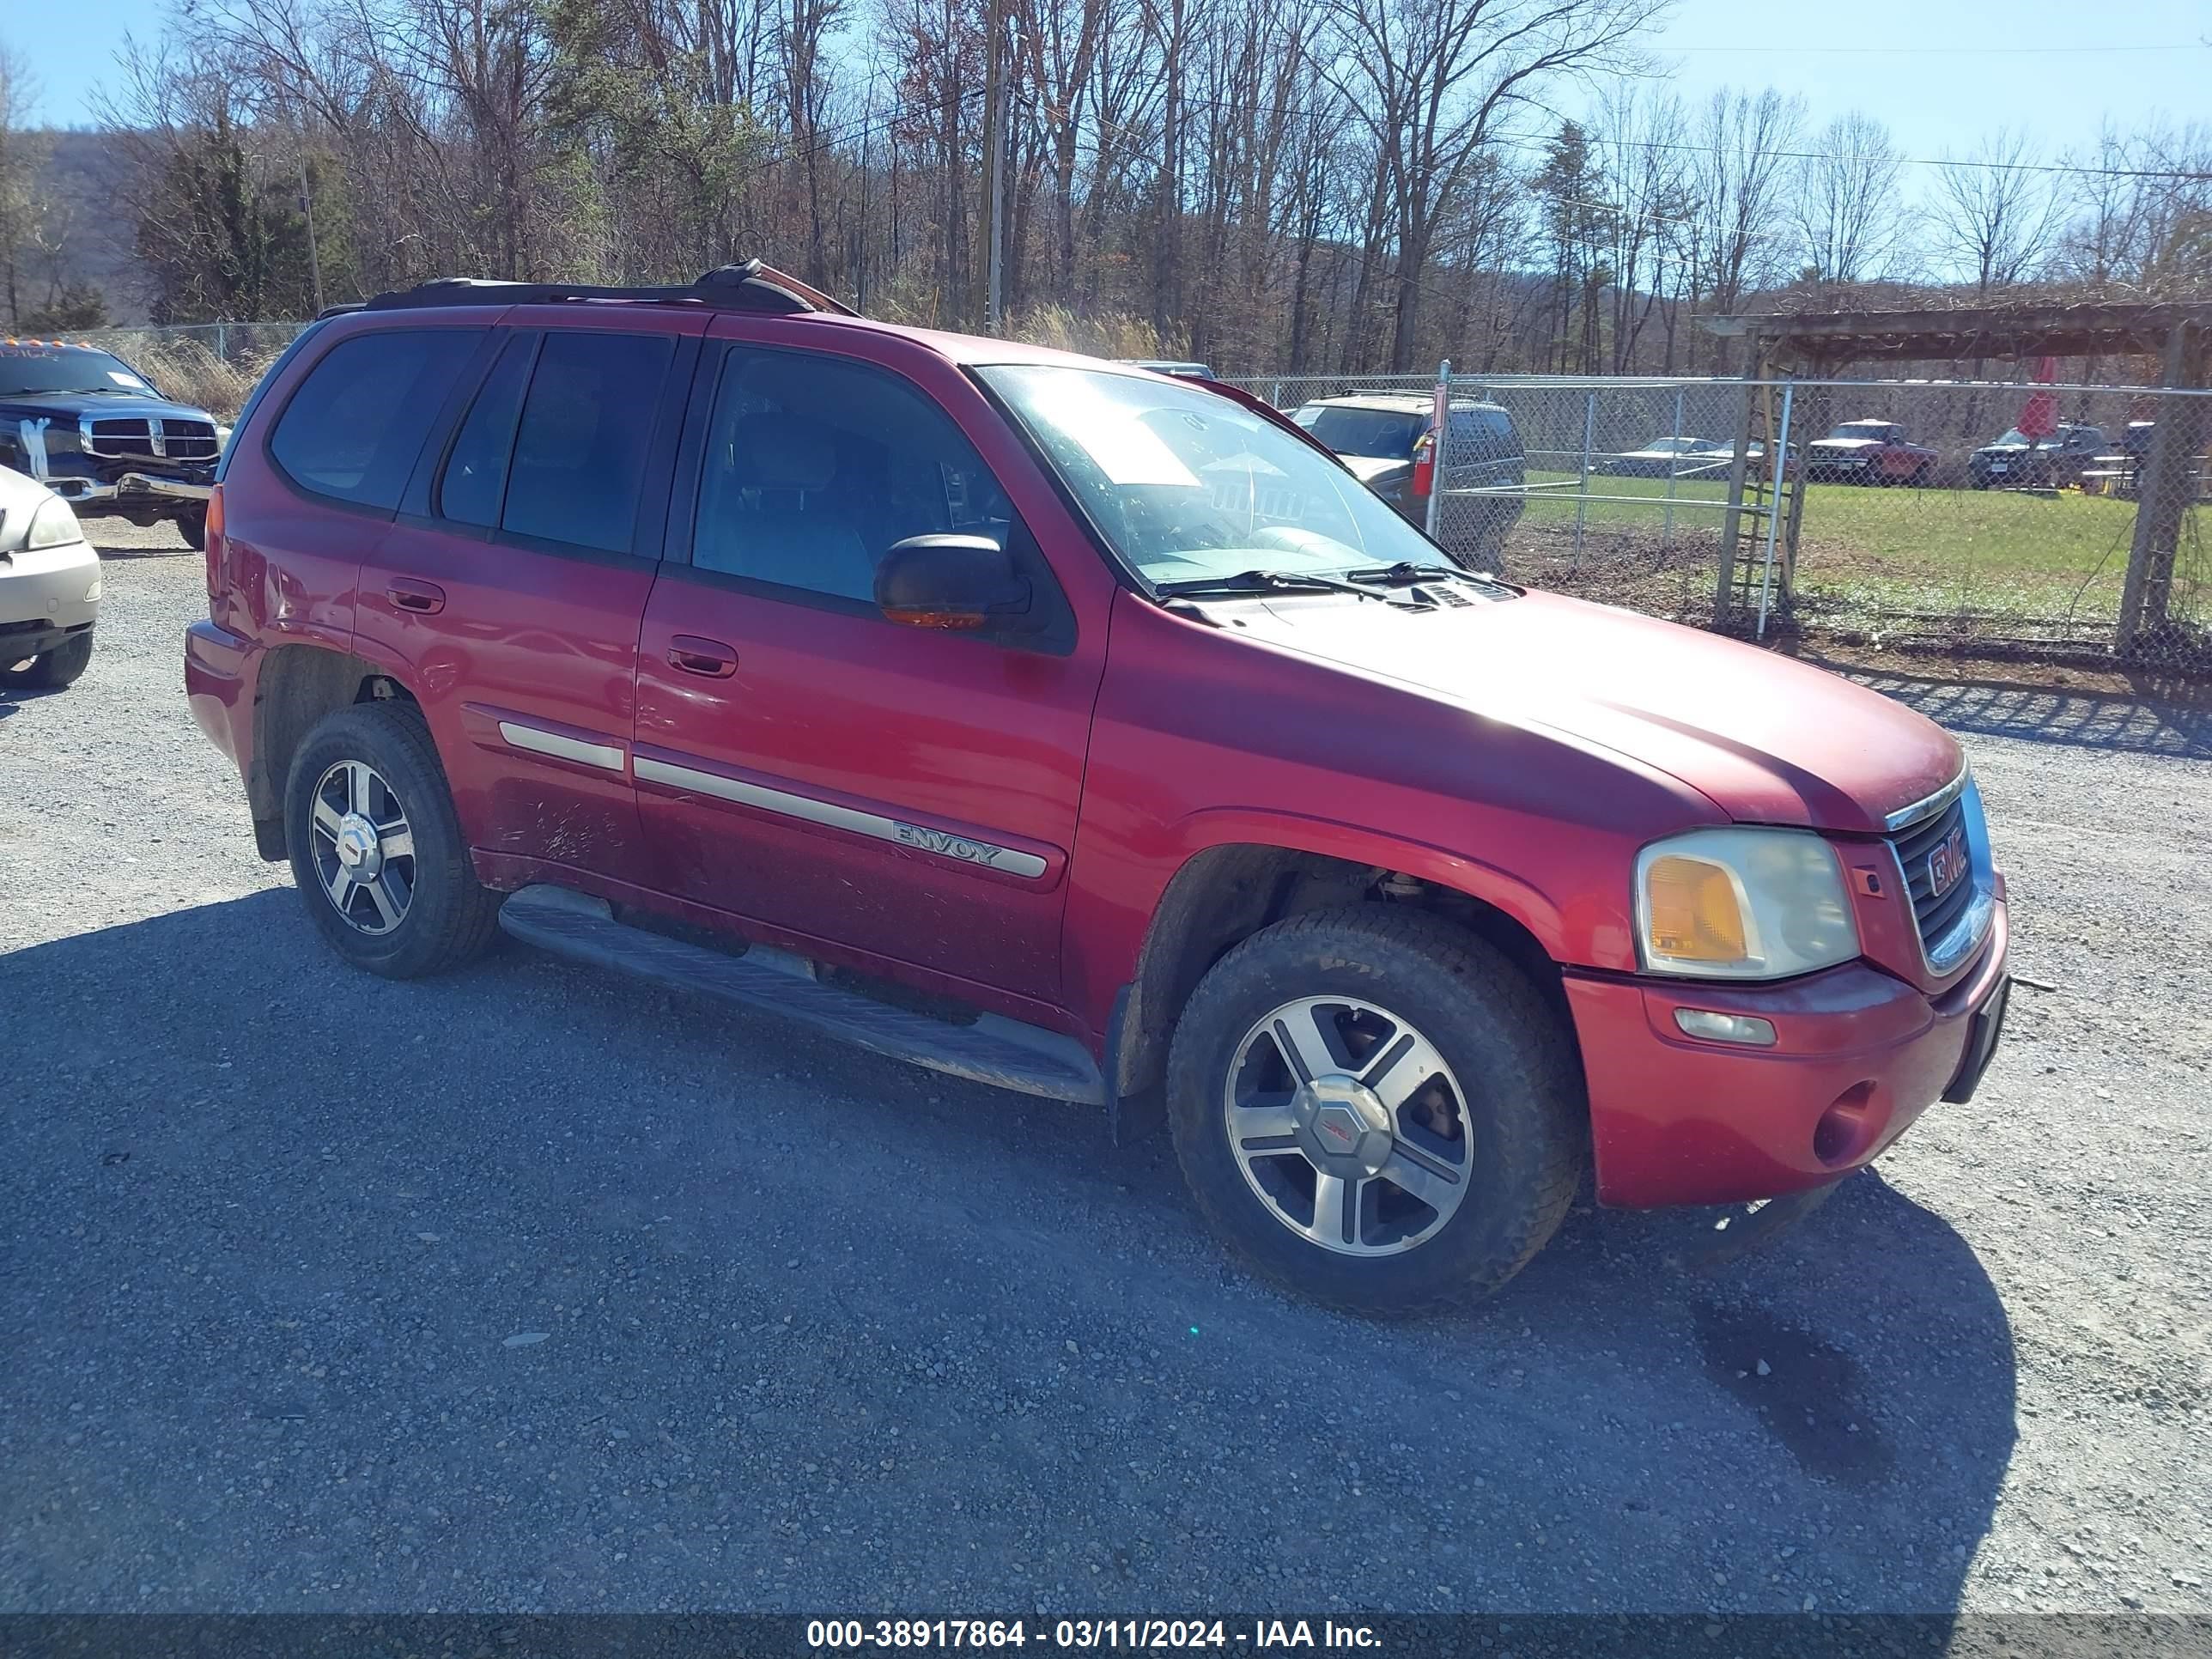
(1223, 995, 1474, 1256)
(307, 759, 416, 936)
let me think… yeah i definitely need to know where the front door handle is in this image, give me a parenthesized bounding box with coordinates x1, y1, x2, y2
(667, 635, 738, 678)
(387, 579, 446, 615)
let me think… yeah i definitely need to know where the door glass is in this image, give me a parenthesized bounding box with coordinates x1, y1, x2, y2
(692, 348, 1014, 602)
(501, 331, 675, 554)
(438, 333, 535, 527)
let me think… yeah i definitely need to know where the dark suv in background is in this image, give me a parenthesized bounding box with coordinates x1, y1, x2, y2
(0, 339, 221, 547)
(1290, 392, 1525, 567)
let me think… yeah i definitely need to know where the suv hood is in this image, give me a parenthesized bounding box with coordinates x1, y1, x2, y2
(1336, 454, 1411, 484)
(1808, 436, 1882, 452)
(1226, 587, 1960, 832)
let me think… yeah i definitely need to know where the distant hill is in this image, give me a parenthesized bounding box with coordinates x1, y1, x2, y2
(35, 129, 147, 324)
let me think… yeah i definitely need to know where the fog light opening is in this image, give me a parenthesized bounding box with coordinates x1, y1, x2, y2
(1813, 1082, 1881, 1168)
(1674, 1008, 1778, 1047)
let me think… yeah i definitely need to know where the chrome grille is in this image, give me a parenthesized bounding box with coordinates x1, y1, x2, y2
(81, 416, 219, 461)
(84, 417, 155, 458)
(161, 420, 220, 460)
(1894, 795, 1973, 948)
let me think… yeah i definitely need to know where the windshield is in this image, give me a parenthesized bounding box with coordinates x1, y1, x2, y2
(1289, 405, 1425, 459)
(1827, 422, 1893, 441)
(982, 366, 1441, 586)
(0, 343, 159, 398)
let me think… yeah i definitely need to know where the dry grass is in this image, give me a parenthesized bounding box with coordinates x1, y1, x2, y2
(123, 338, 286, 422)
(1004, 304, 1163, 362)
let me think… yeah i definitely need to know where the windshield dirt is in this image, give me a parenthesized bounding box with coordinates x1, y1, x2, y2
(980, 366, 1438, 587)
(0, 344, 156, 398)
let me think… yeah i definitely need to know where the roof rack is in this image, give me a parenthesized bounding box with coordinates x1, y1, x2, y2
(319, 259, 858, 322)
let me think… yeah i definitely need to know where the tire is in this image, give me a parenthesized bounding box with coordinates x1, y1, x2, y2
(1165, 904, 1585, 1316)
(0, 626, 94, 690)
(176, 508, 208, 551)
(283, 701, 500, 978)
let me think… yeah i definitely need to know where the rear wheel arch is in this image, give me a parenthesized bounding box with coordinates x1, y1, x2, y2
(249, 644, 423, 860)
(1109, 841, 1577, 1109)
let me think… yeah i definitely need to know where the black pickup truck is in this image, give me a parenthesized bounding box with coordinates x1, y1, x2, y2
(0, 340, 221, 547)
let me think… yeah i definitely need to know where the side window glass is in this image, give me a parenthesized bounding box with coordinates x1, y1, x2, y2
(269, 329, 485, 508)
(500, 331, 675, 554)
(438, 333, 534, 528)
(692, 347, 1014, 603)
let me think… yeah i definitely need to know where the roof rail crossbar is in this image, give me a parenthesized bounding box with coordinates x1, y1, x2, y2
(347, 259, 859, 319)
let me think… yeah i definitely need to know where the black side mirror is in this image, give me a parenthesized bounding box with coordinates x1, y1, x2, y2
(874, 534, 1030, 631)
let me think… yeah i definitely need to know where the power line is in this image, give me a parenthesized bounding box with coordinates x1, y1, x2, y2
(1662, 42, 2207, 55)
(1142, 93, 2212, 183)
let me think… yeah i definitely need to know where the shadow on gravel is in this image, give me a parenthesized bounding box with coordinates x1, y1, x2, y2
(2, 891, 2018, 1615)
(1824, 661, 2212, 759)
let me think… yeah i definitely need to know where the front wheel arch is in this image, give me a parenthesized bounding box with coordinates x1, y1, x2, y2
(1109, 843, 1575, 1111)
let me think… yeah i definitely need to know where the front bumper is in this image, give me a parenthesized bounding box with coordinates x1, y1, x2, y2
(1, 538, 102, 633)
(47, 471, 212, 510)
(1564, 899, 2010, 1208)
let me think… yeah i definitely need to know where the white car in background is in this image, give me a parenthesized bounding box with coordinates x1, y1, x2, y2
(1, 465, 100, 690)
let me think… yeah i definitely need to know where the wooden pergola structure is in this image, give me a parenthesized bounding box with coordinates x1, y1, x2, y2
(1699, 301, 2212, 649)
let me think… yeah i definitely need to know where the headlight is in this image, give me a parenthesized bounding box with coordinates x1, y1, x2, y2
(216, 423, 234, 450)
(1635, 827, 1859, 980)
(24, 495, 83, 551)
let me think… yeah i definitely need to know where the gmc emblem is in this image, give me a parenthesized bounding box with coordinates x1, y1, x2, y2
(1927, 825, 1969, 901)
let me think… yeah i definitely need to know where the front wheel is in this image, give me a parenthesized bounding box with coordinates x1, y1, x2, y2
(1, 626, 94, 690)
(283, 702, 499, 978)
(1166, 906, 1585, 1316)
(176, 507, 208, 551)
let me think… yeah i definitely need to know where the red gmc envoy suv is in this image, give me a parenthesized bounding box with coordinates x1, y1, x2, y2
(185, 264, 2009, 1313)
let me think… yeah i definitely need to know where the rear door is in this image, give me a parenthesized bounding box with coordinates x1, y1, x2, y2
(629, 329, 1108, 1007)
(353, 310, 701, 880)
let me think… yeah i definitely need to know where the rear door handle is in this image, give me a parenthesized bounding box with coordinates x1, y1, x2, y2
(387, 579, 445, 615)
(667, 635, 738, 678)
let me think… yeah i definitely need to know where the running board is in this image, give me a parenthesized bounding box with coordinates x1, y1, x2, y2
(497, 884, 1106, 1105)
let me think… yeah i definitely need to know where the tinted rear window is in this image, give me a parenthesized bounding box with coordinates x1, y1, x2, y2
(500, 331, 674, 554)
(268, 329, 485, 509)
(1297, 408, 1425, 459)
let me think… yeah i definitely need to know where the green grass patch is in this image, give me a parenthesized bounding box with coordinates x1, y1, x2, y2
(1504, 470, 2163, 635)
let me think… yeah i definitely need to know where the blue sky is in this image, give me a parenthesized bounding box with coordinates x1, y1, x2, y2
(8, 0, 2208, 163)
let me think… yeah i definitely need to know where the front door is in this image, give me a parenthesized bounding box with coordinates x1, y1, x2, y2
(632, 336, 1103, 1005)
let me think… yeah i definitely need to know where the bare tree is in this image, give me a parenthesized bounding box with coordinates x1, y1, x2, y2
(1683, 86, 1799, 368)
(1929, 127, 2060, 295)
(0, 42, 53, 329)
(1311, 0, 1662, 370)
(1793, 109, 1905, 286)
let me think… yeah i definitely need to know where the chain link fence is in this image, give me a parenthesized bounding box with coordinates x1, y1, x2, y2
(1224, 369, 2212, 674)
(70, 325, 2211, 672)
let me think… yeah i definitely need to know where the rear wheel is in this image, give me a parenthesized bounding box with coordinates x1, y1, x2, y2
(284, 702, 499, 978)
(1167, 906, 1584, 1316)
(0, 626, 94, 690)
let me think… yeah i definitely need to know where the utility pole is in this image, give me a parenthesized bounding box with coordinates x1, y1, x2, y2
(981, 0, 1005, 333)
(298, 151, 325, 315)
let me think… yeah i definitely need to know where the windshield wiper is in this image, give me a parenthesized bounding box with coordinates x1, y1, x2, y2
(1154, 568, 1395, 603)
(1343, 561, 1506, 591)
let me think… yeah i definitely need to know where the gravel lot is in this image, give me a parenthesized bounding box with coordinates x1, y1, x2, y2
(3, 520, 2208, 1618)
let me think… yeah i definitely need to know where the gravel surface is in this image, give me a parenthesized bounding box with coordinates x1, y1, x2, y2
(3, 520, 2208, 1616)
